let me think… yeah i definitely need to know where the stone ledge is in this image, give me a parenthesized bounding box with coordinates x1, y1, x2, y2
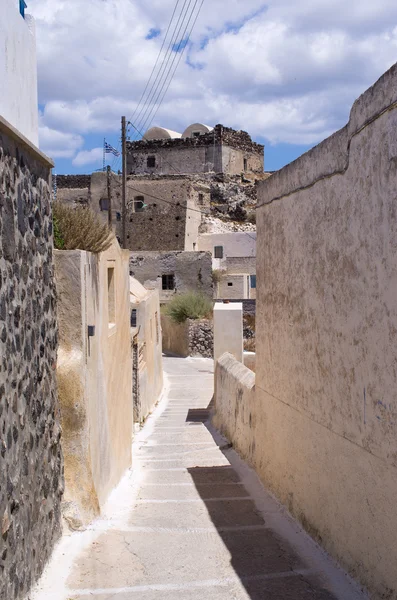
(0, 115, 54, 168)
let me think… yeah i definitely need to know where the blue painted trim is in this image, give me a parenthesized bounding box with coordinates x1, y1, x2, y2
(19, 0, 27, 18)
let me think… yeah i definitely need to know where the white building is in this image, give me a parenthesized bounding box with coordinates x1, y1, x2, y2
(0, 0, 39, 145)
(198, 232, 257, 299)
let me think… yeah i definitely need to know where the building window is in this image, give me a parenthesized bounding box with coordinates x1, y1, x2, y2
(116, 212, 121, 221)
(100, 198, 109, 211)
(198, 193, 204, 205)
(192, 131, 201, 138)
(147, 156, 156, 168)
(228, 282, 233, 287)
(131, 309, 137, 328)
(214, 246, 223, 259)
(107, 266, 116, 327)
(250, 275, 257, 289)
(134, 196, 145, 212)
(243, 158, 248, 171)
(162, 274, 175, 290)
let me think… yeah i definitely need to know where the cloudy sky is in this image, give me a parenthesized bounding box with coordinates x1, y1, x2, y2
(30, 0, 397, 174)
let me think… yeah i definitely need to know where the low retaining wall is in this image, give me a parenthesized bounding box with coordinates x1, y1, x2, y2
(161, 315, 213, 358)
(213, 353, 256, 463)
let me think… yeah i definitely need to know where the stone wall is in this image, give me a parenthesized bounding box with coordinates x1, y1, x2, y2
(255, 63, 397, 599)
(161, 314, 213, 358)
(0, 118, 63, 599)
(188, 319, 213, 358)
(127, 124, 264, 176)
(130, 251, 213, 303)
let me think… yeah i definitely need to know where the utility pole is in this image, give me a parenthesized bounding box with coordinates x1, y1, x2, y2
(106, 165, 112, 227)
(121, 115, 127, 248)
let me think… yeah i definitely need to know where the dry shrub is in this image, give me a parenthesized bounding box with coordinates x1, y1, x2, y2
(53, 202, 114, 253)
(165, 292, 213, 324)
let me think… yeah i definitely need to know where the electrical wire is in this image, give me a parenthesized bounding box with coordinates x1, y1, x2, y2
(131, 0, 192, 139)
(126, 0, 182, 133)
(142, 0, 204, 136)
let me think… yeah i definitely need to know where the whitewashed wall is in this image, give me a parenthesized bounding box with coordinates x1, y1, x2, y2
(198, 232, 256, 270)
(0, 0, 39, 145)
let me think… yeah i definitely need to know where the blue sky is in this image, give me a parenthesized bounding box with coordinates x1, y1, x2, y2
(31, 0, 397, 175)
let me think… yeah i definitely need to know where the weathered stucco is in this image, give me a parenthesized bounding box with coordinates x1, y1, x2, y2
(213, 353, 256, 464)
(254, 63, 397, 599)
(213, 302, 243, 363)
(0, 119, 63, 600)
(161, 315, 213, 358)
(130, 278, 163, 424)
(55, 240, 133, 528)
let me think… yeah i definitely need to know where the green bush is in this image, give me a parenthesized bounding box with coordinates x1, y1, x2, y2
(53, 202, 114, 253)
(165, 292, 213, 323)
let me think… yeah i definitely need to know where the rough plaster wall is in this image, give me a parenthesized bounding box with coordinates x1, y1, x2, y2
(213, 353, 256, 461)
(225, 256, 256, 275)
(54, 250, 100, 528)
(0, 125, 63, 599)
(0, 2, 38, 145)
(218, 274, 248, 299)
(128, 145, 215, 175)
(221, 147, 264, 175)
(130, 251, 213, 303)
(161, 315, 189, 357)
(255, 63, 397, 600)
(134, 290, 163, 423)
(55, 242, 133, 526)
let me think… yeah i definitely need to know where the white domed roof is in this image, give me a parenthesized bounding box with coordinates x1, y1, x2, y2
(182, 123, 213, 139)
(143, 127, 182, 141)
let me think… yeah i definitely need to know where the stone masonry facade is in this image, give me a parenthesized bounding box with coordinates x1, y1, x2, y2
(0, 120, 63, 600)
(127, 124, 264, 176)
(188, 319, 213, 358)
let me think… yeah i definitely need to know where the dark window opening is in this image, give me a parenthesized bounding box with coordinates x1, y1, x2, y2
(153, 203, 157, 208)
(214, 246, 223, 259)
(192, 131, 201, 138)
(134, 196, 145, 212)
(116, 212, 121, 221)
(198, 193, 204, 205)
(244, 158, 248, 171)
(162, 274, 175, 290)
(175, 216, 180, 221)
(147, 156, 156, 168)
(250, 275, 257, 289)
(130, 309, 137, 328)
(175, 234, 179, 238)
(99, 198, 109, 211)
(228, 282, 233, 287)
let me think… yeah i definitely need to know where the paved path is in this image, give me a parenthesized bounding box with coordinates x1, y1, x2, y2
(31, 357, 366, 600)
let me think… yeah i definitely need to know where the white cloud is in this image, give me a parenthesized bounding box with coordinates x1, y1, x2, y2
(38, 125, 83, 158)
(72, 147, 103, 167)
(29, 0, 397, 165)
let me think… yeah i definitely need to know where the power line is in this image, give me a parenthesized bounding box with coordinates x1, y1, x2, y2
(131, 0, 192, 139)
(127, 0, 182, 133)
(142, 0, 205, 136)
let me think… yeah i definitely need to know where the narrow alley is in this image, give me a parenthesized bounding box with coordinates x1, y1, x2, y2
(31, 357, 365, 600)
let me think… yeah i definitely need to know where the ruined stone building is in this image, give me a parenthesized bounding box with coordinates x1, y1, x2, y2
(57, 172, 210, 252)
(127, 123, 264, 176)
(56, 123, 264, 299)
